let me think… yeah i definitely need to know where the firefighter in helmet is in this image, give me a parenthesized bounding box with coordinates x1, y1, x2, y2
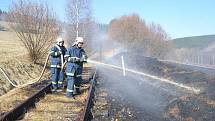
(50, 37, 67, 92)
(64, 37, 87, 99)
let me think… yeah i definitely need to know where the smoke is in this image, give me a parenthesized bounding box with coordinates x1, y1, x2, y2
(88, 28, 122, 61)
(85, 23, 196, 119)
(97, 64, 183, 117)
(87, 37, 197, 119)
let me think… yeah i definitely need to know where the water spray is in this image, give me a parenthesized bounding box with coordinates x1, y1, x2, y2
(87, 59, 200, 94)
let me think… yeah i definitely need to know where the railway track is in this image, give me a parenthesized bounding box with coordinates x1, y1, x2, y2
(79, 69, 97, 121)
(1, 55, 215, 121)
(0, 67, 96, 121)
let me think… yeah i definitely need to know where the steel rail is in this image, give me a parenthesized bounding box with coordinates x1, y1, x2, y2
(79, 68, 97, 121)
(0, 81, 52, 121)
(0, 67, 93, 121)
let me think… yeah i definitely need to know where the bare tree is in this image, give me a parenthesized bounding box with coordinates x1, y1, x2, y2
(66, 0, 94, 52)
(108, 14, 172, 59)
(147, 23, 172, 58)
(7, 0, 61, 63)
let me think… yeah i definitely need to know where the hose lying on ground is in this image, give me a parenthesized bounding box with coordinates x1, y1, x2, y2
(0, 53, 52, 88)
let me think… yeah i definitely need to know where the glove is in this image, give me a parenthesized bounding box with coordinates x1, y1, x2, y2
(80, 54, 87, 62)
(58, 51, 62, 55)
(80, 58, 83, 62)
(80, 57, 87, 62)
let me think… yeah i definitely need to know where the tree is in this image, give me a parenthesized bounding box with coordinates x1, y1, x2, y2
(0, 9, 6, 21)
(108, 14, 172, 59)
(7, 0, 61, 63)
(147, 23, 172, 58)
(66, 0, 94, 54)
(108, 14, 150, 53)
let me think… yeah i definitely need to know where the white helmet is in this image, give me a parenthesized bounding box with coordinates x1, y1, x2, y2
(75, 37, 84, 44)
(56, 37, 64, 46)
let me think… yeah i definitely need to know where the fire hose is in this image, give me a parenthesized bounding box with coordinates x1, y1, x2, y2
(0, 53, 64, 88)
(61, 55, 87, 70)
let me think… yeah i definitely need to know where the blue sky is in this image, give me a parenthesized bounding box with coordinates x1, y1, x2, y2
(1, 0, 215, 38)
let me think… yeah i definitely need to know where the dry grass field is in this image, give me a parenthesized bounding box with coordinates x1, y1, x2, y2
(0, 21, 27, 61)
(0, 21, 48, 96)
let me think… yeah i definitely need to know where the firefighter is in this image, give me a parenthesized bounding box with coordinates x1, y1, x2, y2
(50, 37, 67, 92)
(65, 37, 87, 99)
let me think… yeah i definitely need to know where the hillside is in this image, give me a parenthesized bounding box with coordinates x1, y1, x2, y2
(0, 21, 48, 96)
(172, 35, 215, 49)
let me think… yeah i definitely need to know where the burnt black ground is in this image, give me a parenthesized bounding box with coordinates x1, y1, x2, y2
(94, 67, 189, 121)
(92, 55, 215, 121)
